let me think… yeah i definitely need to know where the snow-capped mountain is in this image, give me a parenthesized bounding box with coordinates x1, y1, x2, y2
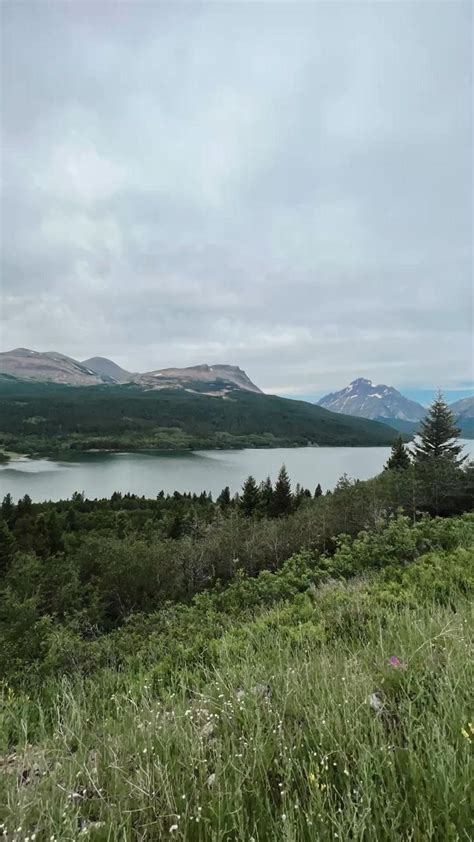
(318, 378, 426, 424)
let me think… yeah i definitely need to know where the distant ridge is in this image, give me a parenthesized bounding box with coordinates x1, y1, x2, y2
(0, 348, 261, 396)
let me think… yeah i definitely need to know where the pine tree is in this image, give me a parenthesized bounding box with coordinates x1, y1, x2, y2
(271, 465, 293, 517)
(314, 483, 323, 498)
(240, 475, 260, 517)
(414, 393, 466, 466)
(47, 511, 64, 555)
(217, 486, 231, 509)
(0, 519, 15, 575)
(385, 435, 411, 470)
(1, 493, 14, 527)
(259, 477, 273, 515)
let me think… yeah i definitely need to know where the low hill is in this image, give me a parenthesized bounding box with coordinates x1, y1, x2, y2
(81, 356, 132, 383)
(0, 379, 398, 455)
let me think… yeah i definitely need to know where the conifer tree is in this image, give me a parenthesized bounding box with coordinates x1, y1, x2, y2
(385, 435, 411, 470)
(240, 475, 260, 517)
(414, 393, 466, 466)
(0, 519, 15, 575)
(217, 486, 231, 509)
(1, 493, 14, 527)
(271, 465, 293, 517)
(259, 476, 273, 515)
(314, 483, 323, 498)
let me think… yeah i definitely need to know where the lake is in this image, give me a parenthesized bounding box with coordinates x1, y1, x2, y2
(1, 441, 473, 502)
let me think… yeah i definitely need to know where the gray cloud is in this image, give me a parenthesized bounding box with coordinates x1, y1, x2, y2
(1, 1, 472, 395)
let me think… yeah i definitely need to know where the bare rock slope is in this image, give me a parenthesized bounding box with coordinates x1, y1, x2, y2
(0, 348, 111, 385)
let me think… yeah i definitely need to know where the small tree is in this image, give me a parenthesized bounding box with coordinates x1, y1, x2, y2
(271, 465, 293, 517)
(385, 435, 411, 470)
(414, 393, 466, 466)
(240, 475, 260, 517)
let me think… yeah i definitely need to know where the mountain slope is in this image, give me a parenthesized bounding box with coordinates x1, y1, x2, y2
(450, 395, 474, 439)
(130, 364, 262, 395)
(450, 395, 474, 419)
(82, 356, 131, 383)
(0, 348, 111, 385)
(0, 379, 399, 455)
(318, 378, 426, 424)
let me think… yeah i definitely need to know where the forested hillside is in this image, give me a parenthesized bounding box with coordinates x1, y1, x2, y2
(0, 378, 398, 455)
(1, 477, 473, 839)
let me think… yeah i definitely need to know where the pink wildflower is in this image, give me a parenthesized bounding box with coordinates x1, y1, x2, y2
(389, 656, 405, 669)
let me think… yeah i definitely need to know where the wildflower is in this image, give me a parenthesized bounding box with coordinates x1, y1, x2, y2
(169, 825, 179, 833)
(281, 814, 287, 821)
(309, 772, 316, 782)
(389, 656, 405, 669)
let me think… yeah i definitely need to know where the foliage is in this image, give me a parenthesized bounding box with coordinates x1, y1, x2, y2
(0, 513, 473, 840)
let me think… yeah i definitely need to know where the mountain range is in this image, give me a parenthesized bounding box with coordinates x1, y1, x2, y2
(0, 348, 261, 397)
(318, 378, 474, 438)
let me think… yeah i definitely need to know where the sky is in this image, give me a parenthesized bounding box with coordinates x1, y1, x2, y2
(1, 1, 472, 399)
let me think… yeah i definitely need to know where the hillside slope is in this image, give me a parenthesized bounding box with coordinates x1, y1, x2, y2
(0, 379, 398, 455)
(1, 510, 472, 841)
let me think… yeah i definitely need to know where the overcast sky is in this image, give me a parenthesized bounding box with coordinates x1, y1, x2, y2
(1, 1, 472, 397)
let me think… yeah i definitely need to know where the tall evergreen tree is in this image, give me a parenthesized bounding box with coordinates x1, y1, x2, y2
(240, 475, 260, 517)
(271, 465, 293, 517)
(385, 436, 411, 470)
(0, 519, 15, 575)
(217, 486, 231, 509)
(314, 483, 323, 498)
(259, 476, 273, 515)
(1, 493, 14, 527)
(414, 393, 466, 465)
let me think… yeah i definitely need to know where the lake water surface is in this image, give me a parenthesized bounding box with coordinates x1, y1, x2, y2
(1, 441, 473, 502)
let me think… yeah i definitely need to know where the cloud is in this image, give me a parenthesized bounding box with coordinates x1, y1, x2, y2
(1, 1, 472, 394)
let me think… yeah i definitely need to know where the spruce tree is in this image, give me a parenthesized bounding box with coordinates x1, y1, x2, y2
(271, 465, 293, 517)
(0, 519, 15, 575)
(385, 435, 411, 470)
(259, 476, 273, 515)
(217, 486, 231, 509)
(314, 483, 323, 498)
(1, 493, 14, 527)
(414, 393, 466, 466)
(240, 475, 260, 517)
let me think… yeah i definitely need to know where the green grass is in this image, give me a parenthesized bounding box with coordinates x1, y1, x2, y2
(1, 520, 473, 841)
